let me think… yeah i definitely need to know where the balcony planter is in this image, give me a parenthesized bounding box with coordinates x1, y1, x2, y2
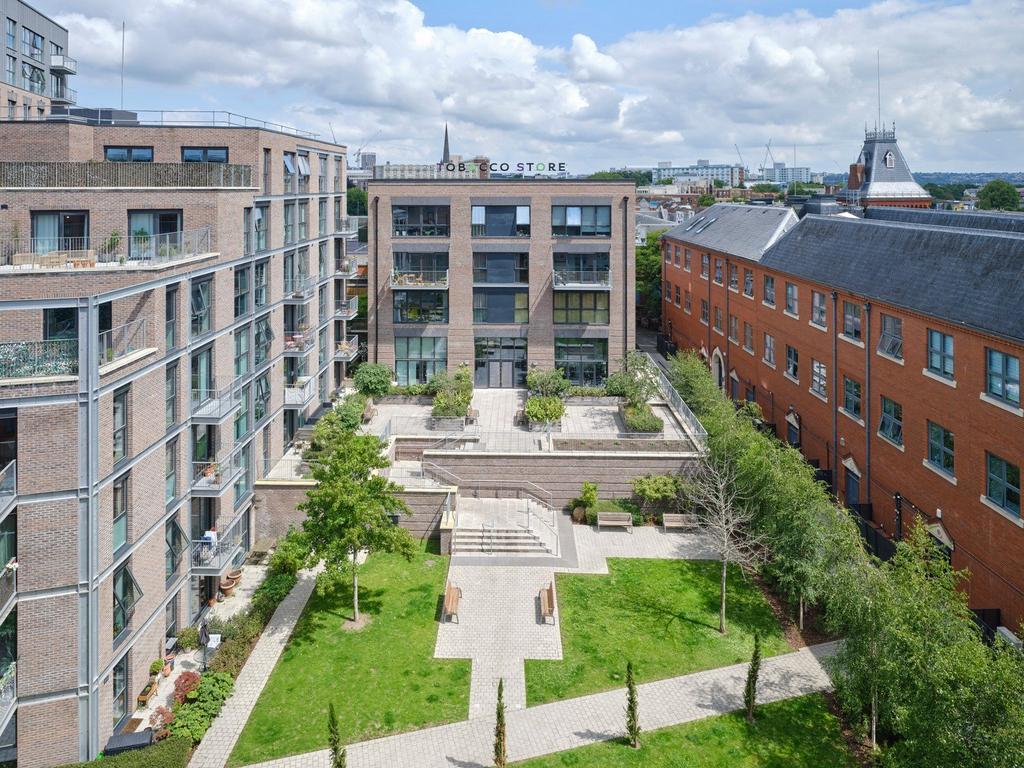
(136, 683, 157, 709)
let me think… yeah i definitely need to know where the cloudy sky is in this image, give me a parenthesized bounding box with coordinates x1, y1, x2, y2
(51, 0, 1023, 173)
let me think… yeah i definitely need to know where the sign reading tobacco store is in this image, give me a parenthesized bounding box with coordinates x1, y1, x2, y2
(436, 161, 567, 173)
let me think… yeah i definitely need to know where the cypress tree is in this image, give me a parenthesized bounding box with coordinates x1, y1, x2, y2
(494, 677, 507, 768)
(626, 661, 641, 748)
(745, 632, 762, 723)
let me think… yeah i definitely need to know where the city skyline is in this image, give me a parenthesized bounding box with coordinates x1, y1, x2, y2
(44, 0, 1024, 173)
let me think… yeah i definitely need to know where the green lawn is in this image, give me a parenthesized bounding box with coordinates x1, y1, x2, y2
(513, 694, 855, 767)
(227, 544, 470, 766)
(526, 559, 790, 705)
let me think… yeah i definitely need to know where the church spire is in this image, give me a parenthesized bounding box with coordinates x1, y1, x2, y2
(442, 123, 450, 164)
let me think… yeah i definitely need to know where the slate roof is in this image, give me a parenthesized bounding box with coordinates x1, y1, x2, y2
(662, 204, 798, 262)
(760, 215, 1024, 343)
(853, 130, 930, 200)
(636, 212, 673, 228)
(865, 206, 1024, 235)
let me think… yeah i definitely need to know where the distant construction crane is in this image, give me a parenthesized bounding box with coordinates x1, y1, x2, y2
(734, 144, 746, 176)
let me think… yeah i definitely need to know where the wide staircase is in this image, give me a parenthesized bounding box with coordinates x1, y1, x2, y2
(452, 497, 555, 556)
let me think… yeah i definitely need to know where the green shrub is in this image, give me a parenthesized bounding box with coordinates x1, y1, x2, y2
(207, 612, 262, 646)
(524, 395, 565, 423)
(177, 626, 199, 650)
(632, 474, 681, 504)
(431, 389, 471, 418)
(623, 404, 664, 433)
(605, 371, 630, 397)
(208, 637, 250, 677)
(572, 481, 599, 512)
(250, 572, 297, 623)
(335, 392, 369, 433)
(388, 383, 429, 396)
(267, 526, 310, 577)
(429, 365, 473, 418)
(55, 734, 191, 767)
(353, 363, 393, 397)
(567, 385, 607, 397)
(526, 367, 571, 398)
(150, 659, 165, 676)
(169, 672, 234, 744)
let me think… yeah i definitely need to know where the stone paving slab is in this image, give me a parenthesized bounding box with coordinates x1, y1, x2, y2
(570, 524, 718, 574)
(240, 642, 839, 768)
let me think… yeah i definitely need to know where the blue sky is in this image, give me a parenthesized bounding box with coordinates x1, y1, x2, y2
(49, 0, 1024, 172)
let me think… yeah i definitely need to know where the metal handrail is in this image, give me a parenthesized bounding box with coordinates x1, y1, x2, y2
(335, 296, 359, 319)
(0, 227, 213, 269)
(641, 351, 708, 453)
(552, 268, 612, 286)
(389, 269, 449, 288)
(191, 383, 242, 419)
(98, 318, 149, 366)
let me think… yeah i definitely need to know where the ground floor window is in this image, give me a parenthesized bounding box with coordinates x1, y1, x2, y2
(474, 337, 527, 388)
(112, 654, 128, 728)
(555, 338, 608, 386)
(395, 336, 447, 385)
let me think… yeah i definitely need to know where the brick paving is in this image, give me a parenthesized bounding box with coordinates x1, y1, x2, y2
(239, 642, 839, 768)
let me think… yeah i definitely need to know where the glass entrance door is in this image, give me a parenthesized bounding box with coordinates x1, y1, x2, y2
(474, 337, 527, 388)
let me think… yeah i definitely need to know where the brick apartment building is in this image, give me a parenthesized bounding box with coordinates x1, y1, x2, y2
(0, 112, 358, 765)
(366, 180, 635, 388)
(662, 203, 1024, 634)
(3, 0, 75, 118)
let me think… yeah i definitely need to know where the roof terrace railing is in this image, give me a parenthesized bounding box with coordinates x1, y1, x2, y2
(1, 109, 320, 139)
(0, 339, 78, 379)
(0, 227, 213, 271)
(0, 161, 253, 188)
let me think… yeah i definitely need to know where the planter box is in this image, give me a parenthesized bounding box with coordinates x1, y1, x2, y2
(528, 419, 563, 433)
(429, 416, 466, 431)
(566, 396, 623, 406)
(618, 403, 665, 434)
(377, 395, 434, 405)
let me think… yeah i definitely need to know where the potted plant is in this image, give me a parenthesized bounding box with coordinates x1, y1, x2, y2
(149, 659, 164, 684)
(573, 481, 598, 523)
(203, 462, 217, 479)
(105, 230, 122, 256)
(162, 648, 176, 677)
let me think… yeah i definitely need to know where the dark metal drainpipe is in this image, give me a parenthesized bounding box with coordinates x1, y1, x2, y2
(864, 302, 872, 504)
(724, 257, 731, 392)
(706, 257, 712, 363)
(831, 291, 839, 492)
(622, 196, 629, 365)
(372, 196, 379, 362)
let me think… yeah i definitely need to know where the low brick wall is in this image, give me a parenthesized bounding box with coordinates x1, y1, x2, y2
(422, 450, 699, 508)
(254, 479, 448, 543)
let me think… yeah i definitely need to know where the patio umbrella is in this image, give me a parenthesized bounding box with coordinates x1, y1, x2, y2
(199, 620, 210, 671)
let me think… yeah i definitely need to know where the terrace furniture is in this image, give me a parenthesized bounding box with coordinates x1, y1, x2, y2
(466, 408, 479, 425)
(596, 512, 633, 533)
(539, 582, 555, 624)
(442, 581, 462, 623)
(662, 513, 699, 531)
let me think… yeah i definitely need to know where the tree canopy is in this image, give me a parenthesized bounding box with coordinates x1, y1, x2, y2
(347, 186, 368, 216)
(636, 230, 666, 325)
(977, 179, 1020, 211)
(587, 169, 652, 186)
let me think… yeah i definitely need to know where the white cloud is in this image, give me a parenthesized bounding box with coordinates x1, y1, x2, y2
(52, 0, 1024, 172)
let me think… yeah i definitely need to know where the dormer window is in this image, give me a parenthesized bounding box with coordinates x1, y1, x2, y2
(884, 151, 895, 169)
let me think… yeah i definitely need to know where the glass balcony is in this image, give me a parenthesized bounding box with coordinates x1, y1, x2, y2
(284, 376, 316, 407)
(0, 462, 14, 520)
(191, 445, 244, 496)
(0, 228, 213, 271)
(389, 269, 449, 289)
(552, 267, 612, 290)
(283, 275, 315, 302)
(0, 662, 16, 733)
(335, 296, 358, 321)
(334, 256, 358, 278)
(98, 318, 150, 368)
(283, 329, 315, 356)
(0, 340, 78, 380)
(0, 563, 15, 624)
(49, 54, 77, 74)
(335, 336, 360, 362)
(191, 383, 242, 423)
(191, 510, 247, 576)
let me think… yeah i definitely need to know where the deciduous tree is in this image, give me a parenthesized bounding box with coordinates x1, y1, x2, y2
(977, 179, 1020, 210)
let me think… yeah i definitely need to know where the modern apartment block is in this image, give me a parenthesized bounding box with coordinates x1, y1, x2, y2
(661, 203, 1024, 633)
(365, 180, 635, 388)
(2, 0, 74, 118)
(0, 111, 357, 766)
(651, 161, 744, 187)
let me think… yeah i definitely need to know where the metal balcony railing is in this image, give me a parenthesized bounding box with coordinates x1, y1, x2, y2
(0, 562, 15, 618)
(191, 383, 242, 422)
(0, 227, 213, 271)
(50, 85, 77, 104)
(5, 109, 318, 138)
(283, 330, 315, 355)
(0, 662, 16, 728)
(284, 376, 316, 406)
(191, 445, 244, 494)
(98, 319, 150, 367)
(283, 275, 315, 299)
(335, 336, 360, 362)
(49, 54, 77, 74)
(0, 162, 252, 188)
(335, 216, 363, 236)
(552, 268, 612, 288)
(0, 339, 78, 380)
(389, 269, 449, 289)
(335, 296, 358, 320)
(191, 511, 247, 575)
(0, 462, 14, 517)
(334, 257, 358, 278)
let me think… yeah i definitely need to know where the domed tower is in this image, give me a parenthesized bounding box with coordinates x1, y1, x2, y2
(839, 124, 932, 209)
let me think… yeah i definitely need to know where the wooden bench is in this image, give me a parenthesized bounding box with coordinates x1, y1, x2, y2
(442, 581, 462, 623)
(663, 513, 699, 531)
(539, 582, 555, 624)
(596, 512, 633, 533)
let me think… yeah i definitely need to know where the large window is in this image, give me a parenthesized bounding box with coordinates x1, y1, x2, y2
(701, 253, 709, 279)
(986, 453, 1020, 516)
(20, 26, 42, 60)
(553, 292, 608, 324)
(4, 54, 13, 86)
(471, 206, 530, 237)
(5, 19, 14, 51)
(843, 301, 862, 340)
(128, 210, 182, 259)
(254, 205, 269, 252)
(165, 364, 177, 429)
(165, 438, 177, 504)
(714, 258, 723, 284)
(190, 278, 212, 337)
(700, 299, 709, 324)
(927, 329, 955, 379)
(728, 263, 738, 291)
(473, 253, 528, 283)
(474, 337, 528, 388)
(879, 396, 903, 445)
(764, 333, 775, 365)
(843, 377, 862, 419)
(551, 205, 611, 237)
(392, 205, 450, 237)
(113, 387, 129, 464)
(31, 210, 89, 252)
(191, 347, 213, 404)
(298, 201, 308, 240)
(743, 268, 754, 297)
(113, 563, 142, 640)
(927, 421, 955, 476)
(105, 146, 153, 163)
(254, 261, 268, 307)
(44, 306, 77, 341)
(394, 290, 448, 323)
(986, 348, 1020, 405)
(112, 655, 129, 727)
(553, 252, 609, 284)
(234, 385, 250, 440)
(234, 326, 250, 377)
(234, 267, 250, 318)
(811, 291, 827, 327)
(181, 147, 228, 163)
(254, 316, 273, 366)
(473, 288, 528, 324)
(555, 338, 608, 386)
(254, 373, 270, 422)
(395, 336, 448, 385)
(113, 474, 129, 554)
(165, 517, 186, 582)
(785, 345, 798, 379)
(21, 60, 43, 94)
(284, 202, 295, 244)
(713, 306, 722, 333)
(878, 313, 903, 359)
(393, 252, 448, 284)
(811, 360, 827, 397)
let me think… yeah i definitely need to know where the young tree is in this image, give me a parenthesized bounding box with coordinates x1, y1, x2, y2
(494, 677, 507, 768)
(744, 633, 762, 723)
(697, 193, 716, 208)
(327, 702, 346, 768)
(977, 179, 1020, 211)
(688, 455, 766, 634)
(625, 661, 641, 748)
(300, 433, 417, 622)
(346, 186, 368, 216)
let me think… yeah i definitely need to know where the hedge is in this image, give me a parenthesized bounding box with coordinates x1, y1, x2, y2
(56, 735, 191, 768)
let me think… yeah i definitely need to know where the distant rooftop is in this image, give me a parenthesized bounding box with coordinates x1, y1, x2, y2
(865, 206, 1024, 235)
(662, 203, 799, 261)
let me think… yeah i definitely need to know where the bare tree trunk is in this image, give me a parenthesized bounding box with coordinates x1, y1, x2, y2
(719, 557, 728, 634)
(870, 687, 877, 750)
(352, 549, 360, 622)
(799, 596, 804, 631)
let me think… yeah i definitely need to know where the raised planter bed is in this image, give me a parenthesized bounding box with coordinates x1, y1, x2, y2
(527, 419, 563, 433)
(565, 396, 623, 406)
(618, 403, 665, 434)
(429, 416, 466, 431)
(377, 395, 435, 405)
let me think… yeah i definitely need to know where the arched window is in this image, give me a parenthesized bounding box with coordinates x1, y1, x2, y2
(884, 151, 895, 169)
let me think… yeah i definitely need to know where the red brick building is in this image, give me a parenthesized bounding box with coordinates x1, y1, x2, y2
(662, 203, 1024, 634)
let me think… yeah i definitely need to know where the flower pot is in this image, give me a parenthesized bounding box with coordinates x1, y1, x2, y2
(162, 662, 172, 677)
(228, 568, 243, 581)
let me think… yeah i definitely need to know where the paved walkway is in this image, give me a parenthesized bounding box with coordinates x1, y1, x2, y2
(241, 642, 838, 768)
(189, 567, 320, 768)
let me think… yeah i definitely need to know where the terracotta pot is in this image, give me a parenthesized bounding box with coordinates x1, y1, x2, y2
(208, 597, 217, 607)
(162, 663, 172, 677)
(228, 568, 243, 581)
